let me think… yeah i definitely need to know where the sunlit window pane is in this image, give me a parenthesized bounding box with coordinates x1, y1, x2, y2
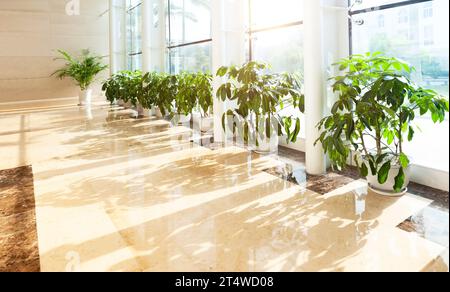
(168, 0, 211, 45)
(350, 0, 412, 11)
(252, 26, 303, 74)
(250, 0, 303, 30)
(168, 43, 211, 74)
(351, 0, 449, 171)
(126, 1, 142, 70)
(128, 54, 143, 71)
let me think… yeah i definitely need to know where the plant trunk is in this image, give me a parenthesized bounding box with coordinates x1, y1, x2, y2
(376, 130, 382, 156)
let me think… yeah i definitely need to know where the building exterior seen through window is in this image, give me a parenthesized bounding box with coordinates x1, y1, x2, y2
(350, 0, 449, 171)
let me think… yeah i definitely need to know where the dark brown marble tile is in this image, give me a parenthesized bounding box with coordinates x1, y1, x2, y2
(306, 172, 356, 195)
(278, 146, 305, 164)
(408, 182, 449, 211)
(397, 206, 449, 271)
(0, 166, 40, 272)
(397, 206, 449, 247)
(264, 165, 307, 186)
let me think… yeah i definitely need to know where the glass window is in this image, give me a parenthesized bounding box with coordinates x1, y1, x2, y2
(424, 25, 434, 46)
(350, 0, 449, 171)
(126, 0, 142, 71)
(249, 0, 303, 30)
(248, 0, 305, 138)
(423, 2, 433, 18)
(378, 15, 385, 28)
(398, 9, 409, 24)
(168, 43, 212, 74)
(168, 0, 211, 45)
(350, 0, 411, 11)
(251, 26, 304, 74)
(167, 0, 212, 73)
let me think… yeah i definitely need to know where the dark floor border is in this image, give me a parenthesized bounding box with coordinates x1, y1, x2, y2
(0, 165, 40, 272)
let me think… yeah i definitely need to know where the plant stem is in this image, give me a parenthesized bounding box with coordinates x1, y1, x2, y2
(358, 129, 369, 157)
(398, 112, 403, 154)
(362, 132, 396, 155)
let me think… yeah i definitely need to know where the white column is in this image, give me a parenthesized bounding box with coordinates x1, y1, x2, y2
(109, 0, 127, 75)
(211, 0, 246, 142)
(304, 0, 326, 175)
(142, 0, 166, 73)
(142, 0, 151, 73)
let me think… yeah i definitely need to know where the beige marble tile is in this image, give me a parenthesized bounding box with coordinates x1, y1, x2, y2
(0, 105, 447, 272)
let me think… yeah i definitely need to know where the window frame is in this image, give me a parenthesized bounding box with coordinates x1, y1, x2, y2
(347, 0, 449, 173)
(126, 1, 143, 71)
(348, 0, 434, 53)
(166, 0, 213, 74)
(247, 0, 303, 62)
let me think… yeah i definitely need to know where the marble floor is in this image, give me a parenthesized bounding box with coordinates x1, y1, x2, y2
(0, 104, 448, 272)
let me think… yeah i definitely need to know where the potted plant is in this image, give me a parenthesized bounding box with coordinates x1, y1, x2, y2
(53, 49, 107, 106)
(177, 72, 214, 130)
(140, 71, 163, 116)
(194, 72, 214, 132)
(103, 70, 146, 114)
(154, 73, 176, 119)
(316, 52, 449, 196)
(216, 61, 304, 154)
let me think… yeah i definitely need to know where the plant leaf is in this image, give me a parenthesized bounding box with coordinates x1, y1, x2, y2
(378, 161, 391, 185)
(399, 153, 410, 169)
(394, 167, 405, 192)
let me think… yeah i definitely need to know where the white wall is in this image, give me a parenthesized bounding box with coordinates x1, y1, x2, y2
(0, 0, 110, 108)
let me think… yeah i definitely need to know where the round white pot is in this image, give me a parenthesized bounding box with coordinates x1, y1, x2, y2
(155, 107, 163, 118)
(366, 163, 411, 197)
(254, 134, 279, 155)
(78, 88, 93, 106)
(123, 101, 132, 109)
(200, 117, 214, 132)
(251, 114, 279, 155)
(177, 113, 192, 125)
(150, 107, 156, 116)
(193, 113, 213, 132)
(136, 104, 150, 117)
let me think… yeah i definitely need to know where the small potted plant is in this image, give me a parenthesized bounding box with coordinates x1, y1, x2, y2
(154, 73, 176, 118)
(104, 70, 146, 114)
(177, 72, 214, 130)
(316, 52, 449, 196)
(216, 61, 304, 154)
(140, 71, 163, 116)
(53, 49, 107, 106)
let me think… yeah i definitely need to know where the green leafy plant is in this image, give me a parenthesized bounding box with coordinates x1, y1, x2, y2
(176, 72, 213, 117)
(155, 73, 177, 117)
(103, 70, 147, 107)
(102, 70, 212, 122)
(53, 49, 107, 90)
(140, 72, 164, 110)
(316, 52, 449, 192)
(216, 61, 304, 145)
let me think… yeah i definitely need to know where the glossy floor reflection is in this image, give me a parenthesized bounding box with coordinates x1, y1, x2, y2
(0, 104, 448, 272)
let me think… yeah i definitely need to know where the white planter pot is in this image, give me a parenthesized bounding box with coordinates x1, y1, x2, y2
(150, 107, 156, 116)
(251, 114, 279, 154)
(136, 104, 150, 117)
(200, 117, 214, 132)
(367, 163, 411, 197)
(254, 134, 279, 155)
(177, 113, 192, 125)
(123, 101, 132, 109)
(78, 88, 93, 106)
(155, 107, 163, 118)
(193, 113, 214, 132)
